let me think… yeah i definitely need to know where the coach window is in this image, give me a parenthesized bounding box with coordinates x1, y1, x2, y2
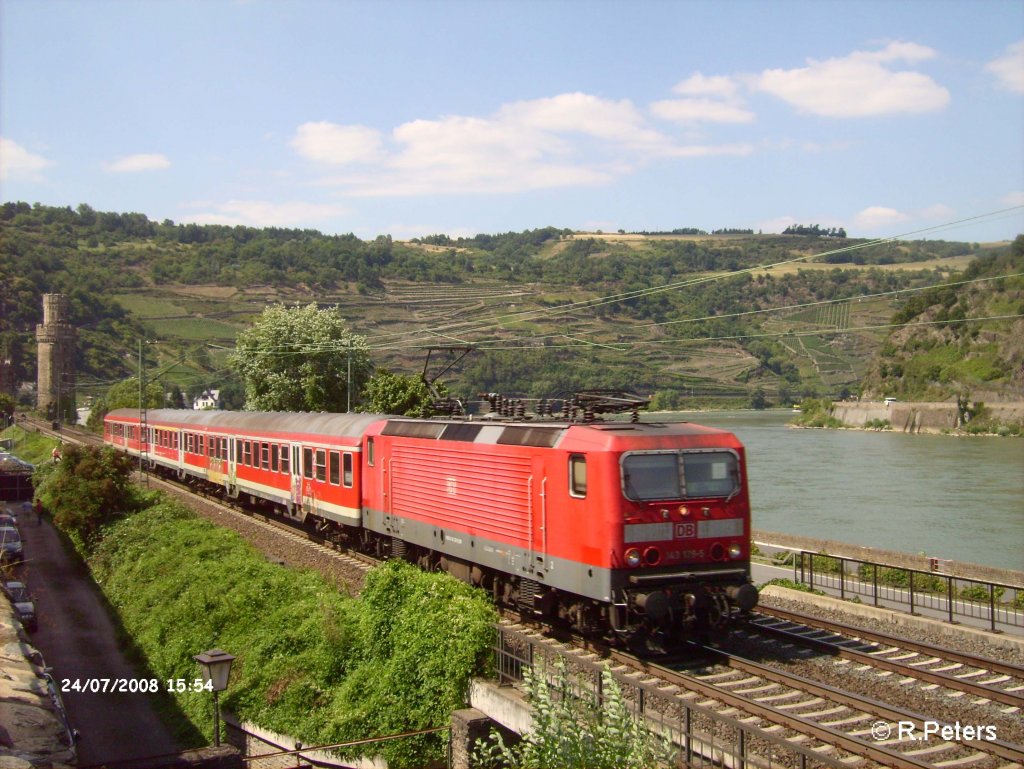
(303, 447, 313, 479)
(569, 455, 587, 498)
(198, 435, 206, 456)
(271, 445, 279, 472)
(315, 449, 327, 482)
(280, 445, 289, 474)
(329, 451, 340, 485)
(261, 443, 270, 470)
(343, 453, 353, 487)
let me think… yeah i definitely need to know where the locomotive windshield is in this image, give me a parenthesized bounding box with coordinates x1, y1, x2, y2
(622, 450, 739, 501)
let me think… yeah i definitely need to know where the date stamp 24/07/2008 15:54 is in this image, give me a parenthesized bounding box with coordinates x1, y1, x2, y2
(60, 678, 214, 694)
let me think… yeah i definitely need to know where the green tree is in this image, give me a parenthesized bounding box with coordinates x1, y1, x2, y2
(361, 369, 439, 416)
(86, 377, 164, 431)
(0, 393, 15, 423)
(33, 444, 137, 551)
(229, 303, 371, 412)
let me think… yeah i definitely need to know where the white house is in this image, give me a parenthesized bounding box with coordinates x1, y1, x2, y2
(193, 389, 220, 410)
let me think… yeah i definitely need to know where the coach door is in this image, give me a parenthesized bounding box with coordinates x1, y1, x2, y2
(290, 444, 302, 512)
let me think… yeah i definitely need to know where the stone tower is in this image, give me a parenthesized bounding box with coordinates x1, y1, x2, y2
(36, 293, 76, 419)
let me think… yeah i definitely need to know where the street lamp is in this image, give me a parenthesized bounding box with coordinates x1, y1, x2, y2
(193, 648, 235, 747)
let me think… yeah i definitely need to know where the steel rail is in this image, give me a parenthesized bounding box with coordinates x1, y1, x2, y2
(633, 646, 1024, 768)
(750, 606, 1024, 708)
(756, 604, 1024, 678)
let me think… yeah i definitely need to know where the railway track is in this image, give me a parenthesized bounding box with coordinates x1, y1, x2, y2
(746, 605, 1024, 711)
(504, 619, 1024, 769)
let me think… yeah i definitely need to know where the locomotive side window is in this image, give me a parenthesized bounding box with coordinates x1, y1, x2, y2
(569, 455, 587, 498)
(367, 437, 375, 466)
(303, 447, 313, 479)
(329, 451, 340, 485)
(343, 453, 353, 487)
(315, 449, 326, 482)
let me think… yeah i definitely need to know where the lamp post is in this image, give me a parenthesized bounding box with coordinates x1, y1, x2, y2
(193, 648, 235, 747)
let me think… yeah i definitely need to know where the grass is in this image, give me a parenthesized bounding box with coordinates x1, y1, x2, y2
(0, 424, 59, 466)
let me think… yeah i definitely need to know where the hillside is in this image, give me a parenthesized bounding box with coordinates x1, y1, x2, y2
(2, 202, 1019, 411)
(860, 235, 1024, 402)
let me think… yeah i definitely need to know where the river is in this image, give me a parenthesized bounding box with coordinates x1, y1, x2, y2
(654, 410, 1024, 572)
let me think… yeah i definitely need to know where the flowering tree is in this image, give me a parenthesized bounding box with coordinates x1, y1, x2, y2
(229, 303, 371, 412)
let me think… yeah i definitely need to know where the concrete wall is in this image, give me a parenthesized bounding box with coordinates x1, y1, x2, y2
(832, 400, 1024, 433)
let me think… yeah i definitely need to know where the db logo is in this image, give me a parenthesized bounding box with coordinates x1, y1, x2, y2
(675, 523, 696, 538)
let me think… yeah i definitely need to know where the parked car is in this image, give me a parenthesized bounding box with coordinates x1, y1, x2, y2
(0, 526, 22, 562)
(0, 514, 17, 528)
(3, 580, 35, 631)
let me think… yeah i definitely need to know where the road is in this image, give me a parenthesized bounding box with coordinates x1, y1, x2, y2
(16, 505, 185, 764)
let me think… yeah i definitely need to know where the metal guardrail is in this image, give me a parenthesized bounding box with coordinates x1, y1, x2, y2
(493, 624, 850, 768)
(793, 550, 1024, 633)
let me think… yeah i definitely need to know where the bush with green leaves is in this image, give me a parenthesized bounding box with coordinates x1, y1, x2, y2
(33, 443, 138, 552)
(474, 659, 674, 769)
(88, 501, 497, 766)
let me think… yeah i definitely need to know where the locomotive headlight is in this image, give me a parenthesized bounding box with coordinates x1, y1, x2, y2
(625, 548, 642, 568)
(728, 543, 743, 559)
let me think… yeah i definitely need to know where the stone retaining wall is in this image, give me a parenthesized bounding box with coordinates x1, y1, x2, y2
(831, 400, 1024, 433)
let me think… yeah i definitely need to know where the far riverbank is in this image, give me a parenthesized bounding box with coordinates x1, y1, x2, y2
(814, 400, 1024, 435)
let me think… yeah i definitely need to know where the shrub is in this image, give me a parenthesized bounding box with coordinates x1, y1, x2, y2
(90, 504, 497, 766)
(474, 659, 674, 769)
(33, 444, 138, 551)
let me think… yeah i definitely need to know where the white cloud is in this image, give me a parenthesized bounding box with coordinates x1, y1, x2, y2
(918, 203, 956, 221)
(854, 205, 911, 231)
(650, 98, 755, 124)
(750, 41, 950, 117)
(0, 137, 52, 180)
(104, 153, 171, 173)
(672, 73, 740, 99)
(1002, 191, 1024, 207)
(291, 122, 384, 164)
(294, 92, 748, 197)
(986, 40, 1024, 94)
(183, 199, 350, 228)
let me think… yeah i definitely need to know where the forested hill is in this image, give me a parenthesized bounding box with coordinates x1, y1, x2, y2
(1, 201, 1019, 410)
(859, 234, 1024, 401)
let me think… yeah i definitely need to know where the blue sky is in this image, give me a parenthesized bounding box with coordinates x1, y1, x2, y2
(2, 0, 1023, 242)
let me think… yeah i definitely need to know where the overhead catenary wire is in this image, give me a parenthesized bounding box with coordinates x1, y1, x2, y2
(363, 207, 1023, 350)
(191, 207, 1024, 361)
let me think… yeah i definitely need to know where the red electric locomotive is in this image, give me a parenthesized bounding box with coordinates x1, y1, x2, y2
(105, 398, 757, 643)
